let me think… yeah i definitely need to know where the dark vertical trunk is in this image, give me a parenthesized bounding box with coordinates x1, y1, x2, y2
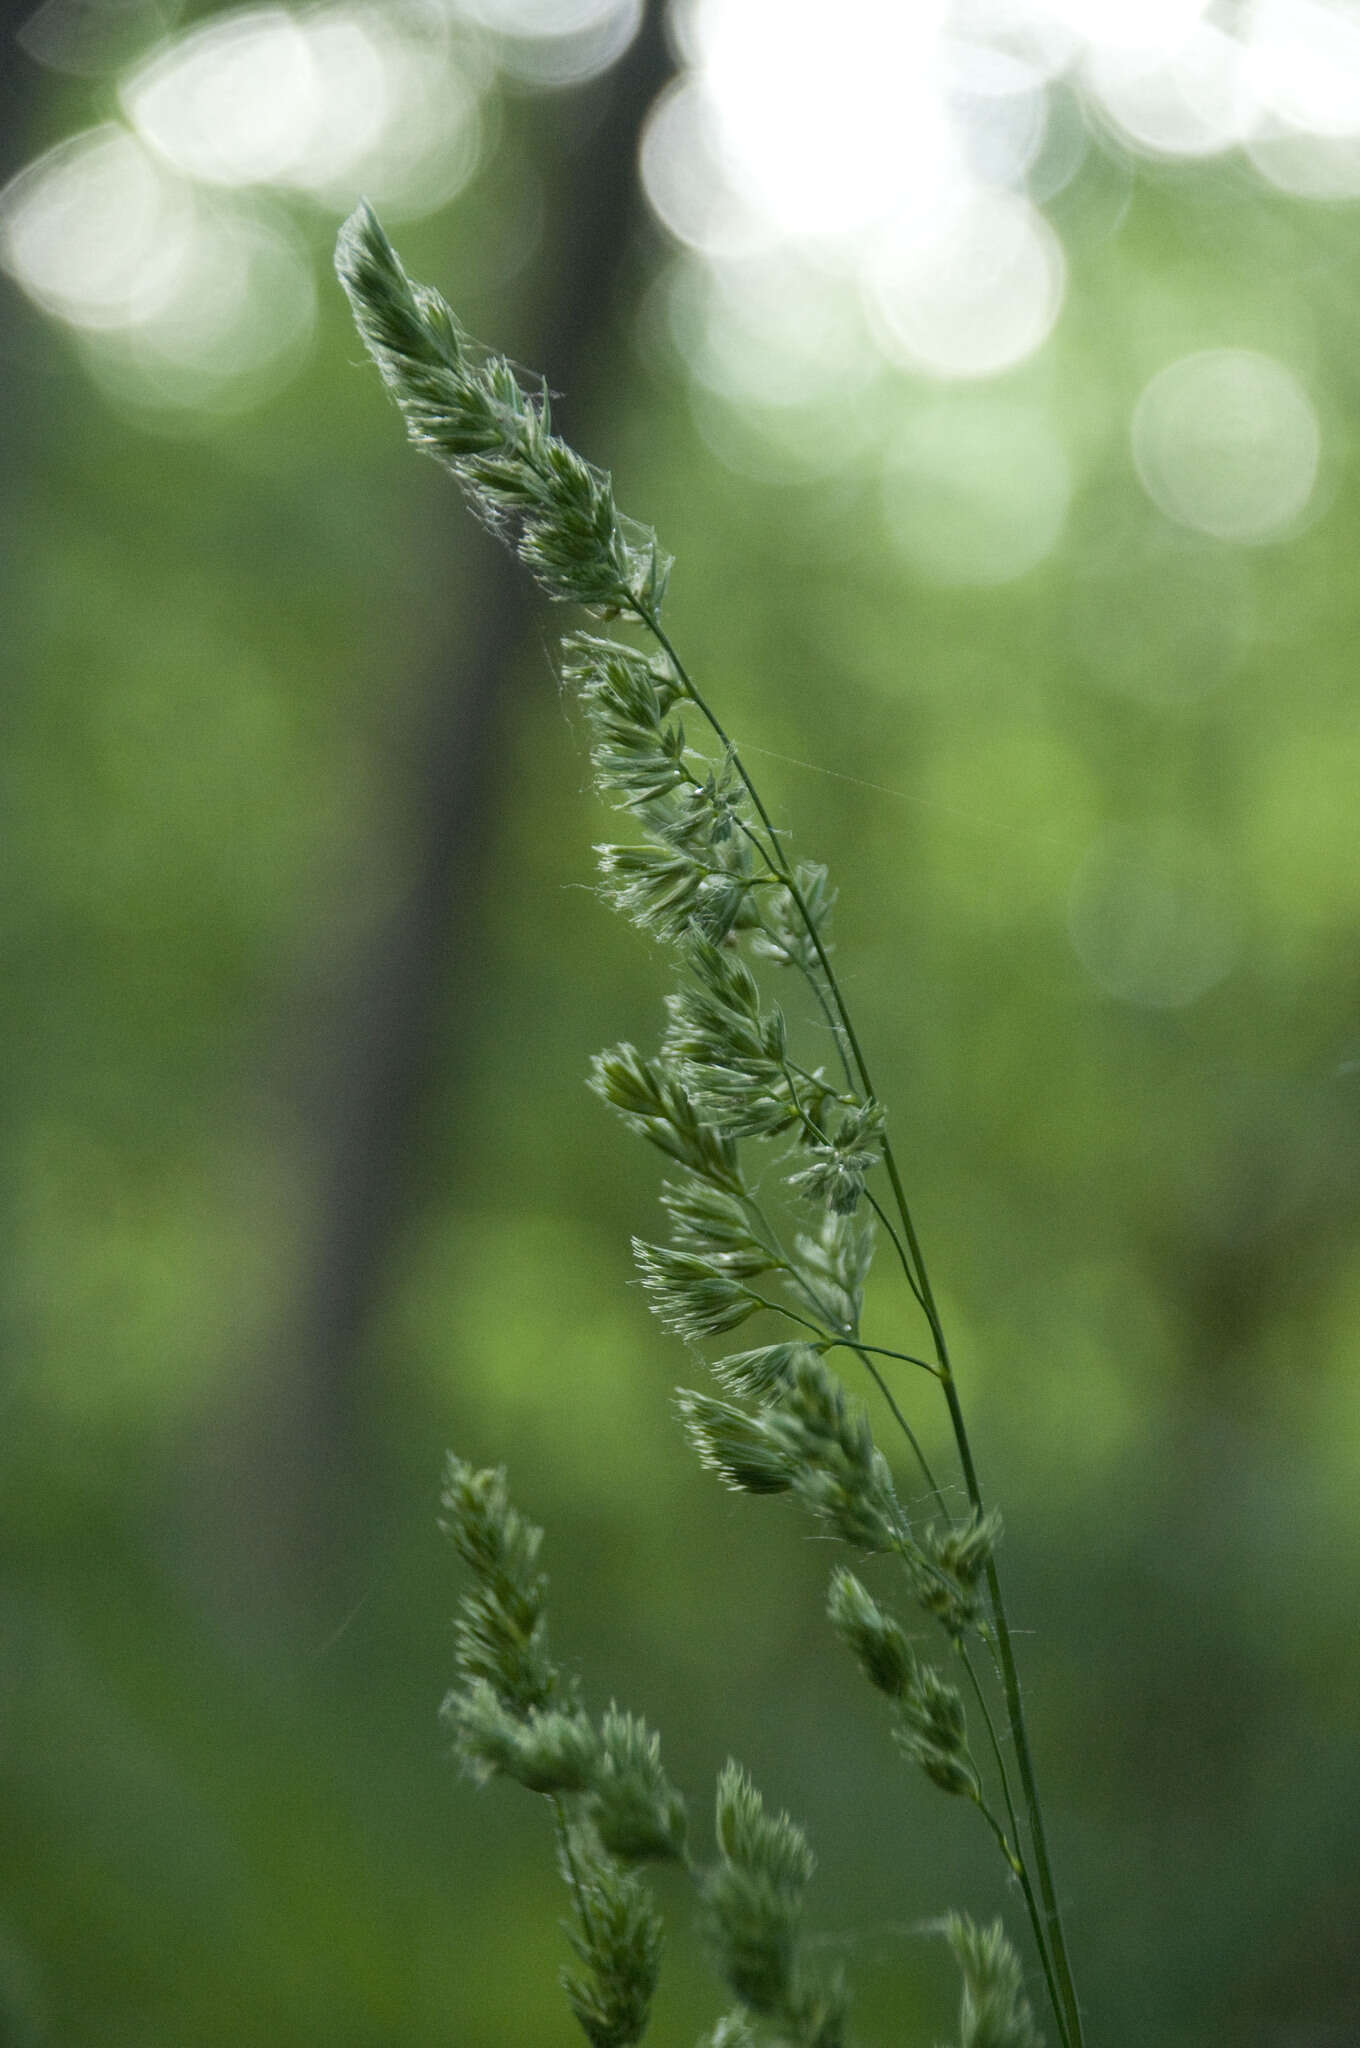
(201, 3, 678, 1610)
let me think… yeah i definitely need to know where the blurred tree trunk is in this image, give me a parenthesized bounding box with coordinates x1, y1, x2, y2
(0, 9, 38, 183)
(200, 3, 677, 1613)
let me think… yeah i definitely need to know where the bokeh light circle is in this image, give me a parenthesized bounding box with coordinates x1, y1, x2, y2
(682, 250, 879, 411)
(686, 0, 958, 242)
(864, 186, 1066, 379)
(467, 0, 642, 87)
(1130, 349, 1321, 543)
(79, 206, 317, 416)
(1245, 0, 1360, 139)
(139, 210, 315, 381)
(119, 6, 484, 214)
(639, 75, 774, 260)
(1246, 119, 1360, 198)
(1084, 22, 1256, 159)
(884, 395, 1071, 585)
(0, 124, 191, 330)
(122, 7, 317, 187)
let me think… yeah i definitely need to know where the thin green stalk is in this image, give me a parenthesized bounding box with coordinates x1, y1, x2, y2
(809, 973, 1087, 2048)
(864, 1188, 928, 1314)
(848, 1346, 942, 1502)
(745, 1293, 829, 1340)
(959, 1649, 1068, 2048)
(827, 960, 1086, 2048)
(640, 613, 793, 878)
(339, 206, 1065, 2048)
(827, 1339, 939, 1379)
(637, 600, 1085, 2048)
(748, 753, 1085, 2043)
(807, 975, 860, 1095)
(959, 1647, 1024, 1877)
(936, 1364, 1083, 2048)
(641, 612, 863, 1096)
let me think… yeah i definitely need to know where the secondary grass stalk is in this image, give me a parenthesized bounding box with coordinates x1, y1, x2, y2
(640, 605, 1084, 2048)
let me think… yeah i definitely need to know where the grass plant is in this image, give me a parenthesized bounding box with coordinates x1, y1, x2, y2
(335, 203, 1086, 2048)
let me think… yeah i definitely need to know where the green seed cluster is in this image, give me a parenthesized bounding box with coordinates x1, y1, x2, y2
(943, 1914, 1044, 2048)
(335, 206, 669, 616)
(440, 1457, 852, 2048)
(340, 206, 1061, 2048)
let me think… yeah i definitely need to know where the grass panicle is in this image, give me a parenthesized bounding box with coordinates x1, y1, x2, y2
(441, 1453, 854, 2048)
(339, 204, 1086, 2048)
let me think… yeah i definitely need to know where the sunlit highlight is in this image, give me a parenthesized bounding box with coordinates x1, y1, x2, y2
(682, 0, 973, 243)
(458, 0, 641, 85)
(1048, 0, 1209, 57)
(1131, 350, 1321, 545)
(85, 210, 317, 417)
(120, 6, 483, 211)
(123, 9, 317, 186)
(1083, 21, 1255, 157)
(883, 394, 1072, 585)
(9, 0, 1360, 425)
(650, 0, 1360, 408)
(1, 2, 487, 413)
(638, 77, 774, 261)
(1246, 0, 1360, 138)
(864, 187, 1066, 381)
(0, 124, 191, 330)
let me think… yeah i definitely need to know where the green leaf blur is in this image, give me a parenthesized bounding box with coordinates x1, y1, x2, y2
(3, 7, 1360, 2046)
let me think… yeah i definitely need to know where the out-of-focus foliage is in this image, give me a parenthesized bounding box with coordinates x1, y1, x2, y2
(3, 4, 1360, 2046)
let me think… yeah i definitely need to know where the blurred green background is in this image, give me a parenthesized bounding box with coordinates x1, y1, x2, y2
(3, 2, 1360, 2042)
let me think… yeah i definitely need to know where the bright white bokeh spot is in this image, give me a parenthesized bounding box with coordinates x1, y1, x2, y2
(1131, 350, 1321, 543)
(3, 5, 488, 414)
(275, 10, 394, 193)
(1068, 822, 1242, 1008)
(458, 0, 625, 34)
(1246, 118, 1360, 198)
(864, 186, 1065, 379)
(950, 70, 1051, 190)
(138, 210, 315, 381)
(462, 0, 642, 86)
(681, 250, 878, 410)
(1245, 0, 1360, 139)
(120, 5, 484, 210)
(884, 395, 1071, 585)
(1084, 21, 1256, 157)
(1045, 0, 1210, 57)
(939, 0, 1081, 82)
(321, 23, 483, 216)
(686, 0, 962, 240)
(639, 76, 776, 260)
(656, 0, 1360, 327)
(122, 8, 317, 185)
(0, 124, 192, 329)
(83, 208, 317, 416)
(941, 27, 1047, 100)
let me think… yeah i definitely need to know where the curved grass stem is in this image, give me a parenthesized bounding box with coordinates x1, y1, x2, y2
(635, 600, 1086, 2048)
